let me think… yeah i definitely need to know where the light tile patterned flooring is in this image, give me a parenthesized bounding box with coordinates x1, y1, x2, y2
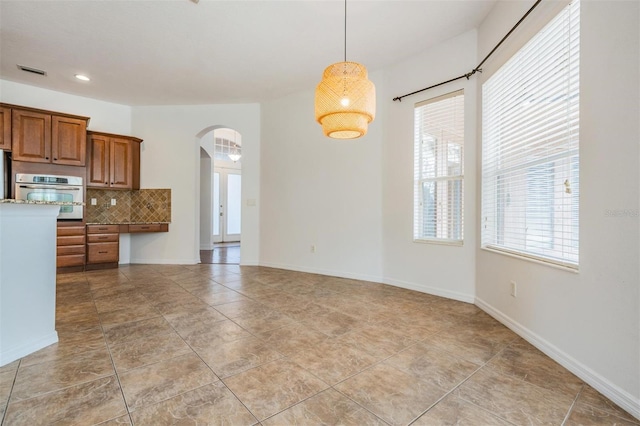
(1, 264, 638, 425)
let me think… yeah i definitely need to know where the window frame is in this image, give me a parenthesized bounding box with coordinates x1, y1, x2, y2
(413, 89, 465, 245)
(480, 0, 580, 270)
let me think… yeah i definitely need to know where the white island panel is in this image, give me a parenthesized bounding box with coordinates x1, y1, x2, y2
(0, 203, 60, 366)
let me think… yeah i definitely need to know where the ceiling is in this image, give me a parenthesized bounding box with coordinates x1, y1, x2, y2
(0, 1, 496, 106)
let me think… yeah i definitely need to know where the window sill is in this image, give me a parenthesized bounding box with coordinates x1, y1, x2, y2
(414, 238, 463, 247)
(481, 246, 579, 273)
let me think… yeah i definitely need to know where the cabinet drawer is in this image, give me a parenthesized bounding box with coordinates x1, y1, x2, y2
(87, 242, 119, 264)
(87, 233, 119, 243)
(57, 235, 86, 246)
(57, 244, 85, 256)
(57, 254, 85, 268)
(87, 225, 119, 234)
(57, 226, 86, 236)
(128, 223, 162, 233)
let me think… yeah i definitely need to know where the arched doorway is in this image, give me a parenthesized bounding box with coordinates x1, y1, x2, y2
(199, 127, 242, 264)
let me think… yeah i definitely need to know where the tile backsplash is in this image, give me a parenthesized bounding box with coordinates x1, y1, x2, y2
(86, 189, 171, 224)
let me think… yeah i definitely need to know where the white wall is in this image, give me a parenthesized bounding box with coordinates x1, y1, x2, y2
(475, 0, 640, 417)
(0, 80, 131, 135)
(130, 104, 260, 265)
(199, 148, 212, 250)
(381, 30, 478, 302)
(260, 79, 384, 282)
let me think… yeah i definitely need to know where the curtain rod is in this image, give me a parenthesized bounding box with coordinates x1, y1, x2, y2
(392, 0, 543, 102)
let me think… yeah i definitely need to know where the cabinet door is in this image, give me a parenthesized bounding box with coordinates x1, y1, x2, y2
(52, 116, 86, 166)
(12, 109, 51, 163)
(87, 134, 110, 188)
(87, 242, 119, 264)
(0, 107, 11, 151)
(110, 137, 133, 189)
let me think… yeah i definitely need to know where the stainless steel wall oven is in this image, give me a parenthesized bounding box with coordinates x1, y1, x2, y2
(15, 173, 83, 220)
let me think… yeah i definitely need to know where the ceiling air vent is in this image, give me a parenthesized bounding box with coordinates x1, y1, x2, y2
(17, 65, 47, 76)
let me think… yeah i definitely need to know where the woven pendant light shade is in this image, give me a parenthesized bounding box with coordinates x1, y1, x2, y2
(315, 61, 376, 139)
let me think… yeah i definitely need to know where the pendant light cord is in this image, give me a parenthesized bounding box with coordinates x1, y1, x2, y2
(344, 0, 347, 62)
(392, 0, 542, 102)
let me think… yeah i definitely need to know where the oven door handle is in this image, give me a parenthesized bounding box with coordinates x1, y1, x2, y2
(18, 185, 81, 191)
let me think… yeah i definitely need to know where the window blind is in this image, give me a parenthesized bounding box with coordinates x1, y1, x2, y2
(414, 90, 464, 243)
(481, 0, 580, 268)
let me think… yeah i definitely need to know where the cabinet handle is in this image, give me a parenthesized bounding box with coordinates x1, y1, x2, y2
(98, 236, 108, 239)
(54, 158, 58, 161)
(105, 182, 108, 184)
(98, 251, 107, 254)
(45, 157, 49, 160)
(98, 227, 107, 230)
(141, 226, 149, 230)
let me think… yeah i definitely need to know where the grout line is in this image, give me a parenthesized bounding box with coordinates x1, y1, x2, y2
(561, 384, 585, 425)
(405, 343, 515, 425)
(0, 359, 22, 426)
(94, 275, 135, 425)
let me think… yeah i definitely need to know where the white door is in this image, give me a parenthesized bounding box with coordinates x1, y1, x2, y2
(212, 168, 241, 243)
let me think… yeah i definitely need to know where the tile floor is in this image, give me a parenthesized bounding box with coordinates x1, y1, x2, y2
(200, 243, 241, 264)
(1, 264, 638, 425)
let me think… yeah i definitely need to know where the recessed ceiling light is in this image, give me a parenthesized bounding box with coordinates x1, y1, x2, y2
(75, 74, 90, 81)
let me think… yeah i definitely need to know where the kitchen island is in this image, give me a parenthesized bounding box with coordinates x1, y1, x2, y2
(0, 201, 67, 366)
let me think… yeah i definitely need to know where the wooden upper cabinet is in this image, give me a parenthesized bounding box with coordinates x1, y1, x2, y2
(12, 109, 51, 163)
(0, 107, 11, 151)
(52, 116, 87, 166)
(110, 137, 133, 189)
(87, 131, 142, 190)
(87, 133, 110, 187)
(10, 106, 88, 166)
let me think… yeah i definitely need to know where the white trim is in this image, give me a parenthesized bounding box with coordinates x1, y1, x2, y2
(200, 243, 215, 250)
(384, 277, 475, 304)
(259, 261, 383, 283)
(0, 332, 58, 367)
(128, 258, 200, 265)
(475, 297, 640, 420)
(481, 246, 579, 273)
(413, 238, 464, 247)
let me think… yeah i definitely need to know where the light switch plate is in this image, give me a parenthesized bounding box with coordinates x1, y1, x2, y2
(111, 199, 117, 206)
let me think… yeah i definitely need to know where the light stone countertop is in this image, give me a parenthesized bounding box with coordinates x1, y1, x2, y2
(86, 221, 170, 224)
(0, 199, 84, 206)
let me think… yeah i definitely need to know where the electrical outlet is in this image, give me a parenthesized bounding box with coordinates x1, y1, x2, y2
(90, 198, 97, 206)
(111, 199, 117, 206)
(310, 245, 316, 253)
(510, 281, 517, 297)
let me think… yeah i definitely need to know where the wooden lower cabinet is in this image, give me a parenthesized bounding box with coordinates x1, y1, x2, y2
(86, 224, 119, 268)
(127, 223, 168, 233)
(56, 223, 168, 271)
(57, 224, 86, 271)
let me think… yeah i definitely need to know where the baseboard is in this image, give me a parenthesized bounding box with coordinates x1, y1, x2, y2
(383, 277, 475, 304)
(475, 297, 640, 420)
(259, 261, 383, 283)
(0, 331, 58, 367)
(200, 244, 214, 250)
(128, 258, 200, 265)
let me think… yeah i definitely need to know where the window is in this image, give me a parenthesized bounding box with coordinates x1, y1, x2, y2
(414, 90, 464, 243)
(481, 0, 580, 268)
(213, 129, 242, 163)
